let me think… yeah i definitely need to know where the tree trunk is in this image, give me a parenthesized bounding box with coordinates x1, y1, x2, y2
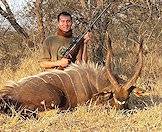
(35, 0, 45, 45)
(0, 0, 34, 47)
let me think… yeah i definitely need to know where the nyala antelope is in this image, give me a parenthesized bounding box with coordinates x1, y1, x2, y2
(0, 34, 144, 117)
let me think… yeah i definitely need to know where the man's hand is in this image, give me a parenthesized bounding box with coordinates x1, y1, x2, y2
(59, 58, 70, 67)
(84, 32, 92, 44)
(40, 58, 70, 69)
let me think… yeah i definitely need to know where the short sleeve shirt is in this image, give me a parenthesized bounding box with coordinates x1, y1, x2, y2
(41, 35, 72, 62)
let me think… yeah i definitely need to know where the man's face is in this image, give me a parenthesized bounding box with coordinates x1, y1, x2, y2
(58, 15, 72, 32)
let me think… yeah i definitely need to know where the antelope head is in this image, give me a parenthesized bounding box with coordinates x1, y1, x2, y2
(105, 34, 144, 109)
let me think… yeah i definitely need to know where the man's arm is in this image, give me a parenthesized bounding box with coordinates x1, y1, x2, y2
(40, 58, 69, 68)
(81, 32, 91, 62)
(75, 32, 91, 64)
(82, 43, 88, 62)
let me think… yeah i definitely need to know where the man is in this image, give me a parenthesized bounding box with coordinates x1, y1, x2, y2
(40, 12, 91, 69)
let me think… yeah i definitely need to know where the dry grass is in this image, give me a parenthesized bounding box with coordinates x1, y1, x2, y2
(0, 44, 162, 132)
(0, 104, 162, 131)
(0, 52, 42, 90)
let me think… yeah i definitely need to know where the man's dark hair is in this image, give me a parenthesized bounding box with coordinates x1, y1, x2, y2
(57, 12, 72, 21)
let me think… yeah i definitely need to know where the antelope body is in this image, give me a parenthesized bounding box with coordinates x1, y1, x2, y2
(0, 64, 110, 112)
(0, 34, 144, 116)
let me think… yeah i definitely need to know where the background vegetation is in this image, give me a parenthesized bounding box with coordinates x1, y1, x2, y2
(0, 0, 162, 131)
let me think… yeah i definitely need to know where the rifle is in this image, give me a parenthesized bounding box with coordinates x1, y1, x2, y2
(62, 3, 111, 61)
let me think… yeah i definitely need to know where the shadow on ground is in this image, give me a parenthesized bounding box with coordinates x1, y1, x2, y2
(127, 94, 162, 110)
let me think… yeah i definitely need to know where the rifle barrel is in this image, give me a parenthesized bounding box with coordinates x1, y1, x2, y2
(76, 3, 112, 44)
(64, 3, 112, 58)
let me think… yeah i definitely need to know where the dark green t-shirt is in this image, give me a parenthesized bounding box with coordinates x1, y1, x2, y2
(41, 35, 80, 63)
